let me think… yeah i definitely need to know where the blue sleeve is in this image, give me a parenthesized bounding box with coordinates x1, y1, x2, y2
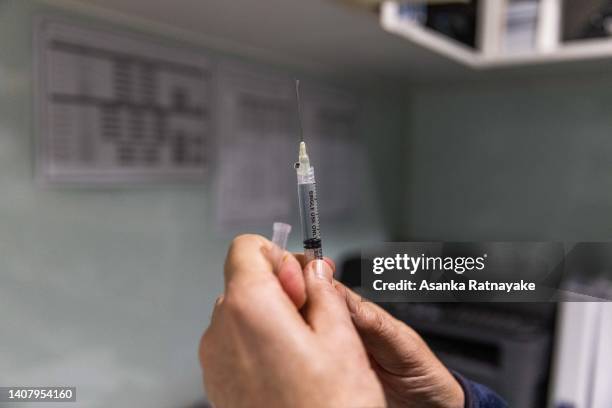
(452, 371, 508, 408)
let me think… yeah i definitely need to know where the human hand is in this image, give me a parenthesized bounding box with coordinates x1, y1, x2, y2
(199, 235, 385, 408)
(277, 257, 464, 408)
(339, 286, 464, 408)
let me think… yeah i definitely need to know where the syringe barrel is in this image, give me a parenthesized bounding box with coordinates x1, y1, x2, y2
(297, 166, 322, 261)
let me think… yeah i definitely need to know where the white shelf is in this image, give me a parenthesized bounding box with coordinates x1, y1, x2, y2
(381, 0, 612, 69)
(380, 1, 478, 67)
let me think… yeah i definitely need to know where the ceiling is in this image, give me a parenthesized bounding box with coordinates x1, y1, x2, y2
(69, 0, 473, 85)
(66, 0, 612, 87)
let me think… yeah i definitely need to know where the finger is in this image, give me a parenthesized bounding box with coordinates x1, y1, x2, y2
(303, 260, 354, 334)
(293, 254, 336, 272)
(277, 253, 334, 309)
(336, 283, 396, 333)
(215, 294, 225, 306)
(337, 283, 428, 375)
(211, 294, 224, 318)
(223, 234, 304, 322)
(200, 294, 224, 366)
(219, 235, 311, 344)
(276, 253, 306, 308)
(224, 234, 279, 290)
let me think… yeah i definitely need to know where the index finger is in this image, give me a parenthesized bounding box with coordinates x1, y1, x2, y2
(224, 234, 278, 290)
(221, 234, 311, 334)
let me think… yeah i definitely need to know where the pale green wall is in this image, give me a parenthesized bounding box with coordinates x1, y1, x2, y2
(0, 1, 402, 406)
(404, 78, 612, 241)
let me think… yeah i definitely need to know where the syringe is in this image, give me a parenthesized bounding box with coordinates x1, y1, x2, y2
(294, 80, 323, 262)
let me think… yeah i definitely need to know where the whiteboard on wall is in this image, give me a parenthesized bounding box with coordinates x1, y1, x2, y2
(215, 63, 296, 230)
(214, 65, 359, 230)
(34, 17, 213, 184)
(300, 86, 359, 218)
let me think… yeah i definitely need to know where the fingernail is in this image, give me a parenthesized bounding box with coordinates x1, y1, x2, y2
(311, 259, 331, 282)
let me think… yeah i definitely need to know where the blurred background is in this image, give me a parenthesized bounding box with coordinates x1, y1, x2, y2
(1, 0, 612, 407)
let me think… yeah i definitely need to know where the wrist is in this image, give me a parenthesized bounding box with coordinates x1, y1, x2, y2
(445, 375, 465, 408)
(448, 371, 471, 408)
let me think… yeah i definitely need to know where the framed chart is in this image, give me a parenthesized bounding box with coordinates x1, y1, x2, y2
(35, 18, 213, 184)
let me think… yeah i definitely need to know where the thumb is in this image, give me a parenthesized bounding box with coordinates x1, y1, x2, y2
(303, 260, 354, 335)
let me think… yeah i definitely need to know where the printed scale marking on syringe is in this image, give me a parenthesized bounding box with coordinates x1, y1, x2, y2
(294, 80, 323, 262)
